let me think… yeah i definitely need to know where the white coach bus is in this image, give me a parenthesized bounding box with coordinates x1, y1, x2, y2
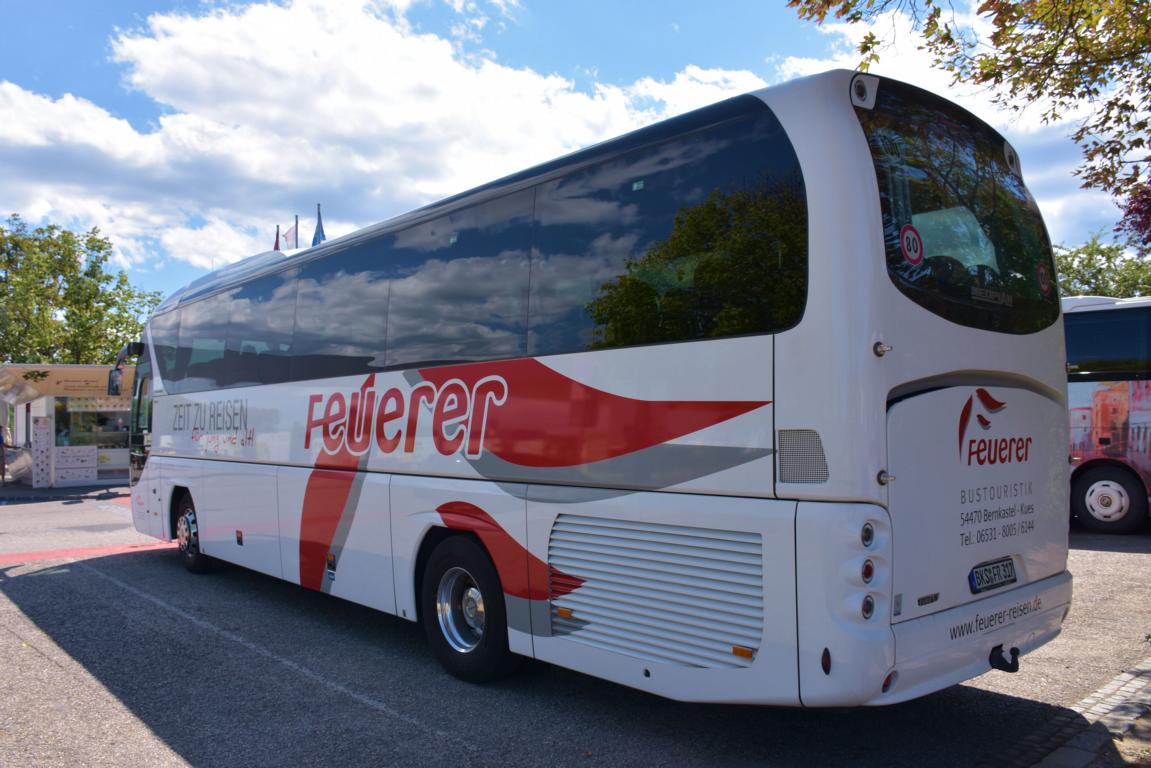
(111, 70, 1071, 706)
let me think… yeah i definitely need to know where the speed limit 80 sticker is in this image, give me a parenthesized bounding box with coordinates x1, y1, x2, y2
(900, 224, 924, 266)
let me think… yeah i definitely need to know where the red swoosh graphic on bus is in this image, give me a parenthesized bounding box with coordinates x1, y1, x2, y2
(299, 375, 375, 590)
(420, 359, 768, 468)
(436, 501, 583, 600)
(958, 396, 974, 454)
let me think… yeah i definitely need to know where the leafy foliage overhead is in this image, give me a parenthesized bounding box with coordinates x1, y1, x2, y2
(788, 0, 1151, 201)
(0, 215, 162, 365)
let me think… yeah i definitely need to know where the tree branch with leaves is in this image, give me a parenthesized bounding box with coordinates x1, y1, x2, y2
(788, 0, 1151, 206)
(0, 215, 162, 364)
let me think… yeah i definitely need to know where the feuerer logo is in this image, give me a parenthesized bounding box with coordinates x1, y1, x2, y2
(958, 388, 1033, 467)
(304, 373, 508, 459)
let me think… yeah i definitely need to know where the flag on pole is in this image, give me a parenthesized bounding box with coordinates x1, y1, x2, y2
(283, 222, 298, 250)
(312, 203, 326, 246)
(274, 224, 281, 252)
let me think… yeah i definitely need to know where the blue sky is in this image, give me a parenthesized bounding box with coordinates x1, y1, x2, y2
(0, 0, 1118, 300)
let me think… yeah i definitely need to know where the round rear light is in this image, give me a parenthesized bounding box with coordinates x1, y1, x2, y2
(861, 522, 875, 548)
(862, 559, 875, 583)
(882, 671, 898, 693)
(861, 595, 875, 620)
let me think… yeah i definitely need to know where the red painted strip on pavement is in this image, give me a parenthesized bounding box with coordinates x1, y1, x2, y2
(0, 541, 176, 566)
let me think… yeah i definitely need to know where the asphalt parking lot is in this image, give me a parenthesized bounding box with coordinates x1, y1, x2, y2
(1, 493, 1150, 767)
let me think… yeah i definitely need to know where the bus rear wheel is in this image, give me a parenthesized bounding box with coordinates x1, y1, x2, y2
(1073, 466, 1148, 534)
(420, 535, 520, 683)
(175, 494, 214, 573)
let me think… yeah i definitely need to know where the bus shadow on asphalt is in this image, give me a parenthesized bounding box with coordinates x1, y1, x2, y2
(0, 548, 1113, 768)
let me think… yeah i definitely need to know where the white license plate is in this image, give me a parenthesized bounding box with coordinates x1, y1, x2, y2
(968, 557, 1017, 594)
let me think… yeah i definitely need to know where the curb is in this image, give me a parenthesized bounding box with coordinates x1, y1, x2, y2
(0, 485, 129, 505)
(1032, 656, 1151, 767)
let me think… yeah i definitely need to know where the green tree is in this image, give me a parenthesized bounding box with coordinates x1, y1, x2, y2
(787, 1, 1151, 201)
(1054, 233, 1151, 297)
(0, 215, 162, 364)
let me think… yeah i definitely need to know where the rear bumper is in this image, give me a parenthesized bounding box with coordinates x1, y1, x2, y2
(874, 570, 1073, 705)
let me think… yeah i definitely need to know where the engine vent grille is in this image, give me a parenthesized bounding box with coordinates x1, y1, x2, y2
(548, 515, 764, 669)
(778, 428, 830, 483)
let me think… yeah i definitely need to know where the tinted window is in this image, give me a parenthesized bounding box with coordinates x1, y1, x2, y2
(227, 269, 298, 386)
(291, 243, 389, 381)
(173, 290, 233, 393)
(1065, 309, 1151, 377)
(149, 310, 180, 389)
(856, 79, 1059, 334)
(529, 96, 806, 355)
(385, 190, 532, 367)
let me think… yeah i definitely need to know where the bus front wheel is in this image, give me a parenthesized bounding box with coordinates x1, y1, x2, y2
(175, 494, 214, 573)
(420, 535, 521, 683)
(1073, 467, 1148, 534)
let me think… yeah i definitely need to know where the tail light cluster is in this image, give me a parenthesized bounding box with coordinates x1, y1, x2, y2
(858, 517, 896, 694)
(856, 520, 886, 621)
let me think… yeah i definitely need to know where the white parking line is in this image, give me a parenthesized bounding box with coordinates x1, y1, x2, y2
(79, 561, 477, 755)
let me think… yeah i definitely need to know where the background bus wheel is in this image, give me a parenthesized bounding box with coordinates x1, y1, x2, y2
(1072, 467, 1148, 534)
(175, 494, 213, 573)
(421, 536, 520, 683)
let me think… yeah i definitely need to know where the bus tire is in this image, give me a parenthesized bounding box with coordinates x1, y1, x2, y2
(420, 535, 521, 683)
(175, 493, 214, 573)
(1072, 466, 1148, 534)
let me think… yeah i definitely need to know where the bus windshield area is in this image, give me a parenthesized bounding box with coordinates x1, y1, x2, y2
(856, 79, 1060, 334)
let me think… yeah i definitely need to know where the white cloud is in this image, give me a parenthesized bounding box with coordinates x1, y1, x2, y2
(157, 217, 266, 271)
(0, 0, 764, 280)
(629, 65, 766, 117)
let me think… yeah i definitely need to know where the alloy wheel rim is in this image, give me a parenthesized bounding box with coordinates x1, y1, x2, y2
(177, 510, 198, 554)
(435, 566, 486, 653)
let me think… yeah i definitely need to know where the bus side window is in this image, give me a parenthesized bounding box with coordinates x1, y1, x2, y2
(529, 98, 807, 356)
(173, 290, 233, 393)
(149, 309, 181, 392)
(384, 190, 533, 369)
(226, 269, 298, 386)
(1064, 308, 1151, 377)
(291, 246, 389, 382)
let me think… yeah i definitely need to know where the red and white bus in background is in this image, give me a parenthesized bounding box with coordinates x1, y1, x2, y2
(111, 70, 1072, 706)
(1064, 295, 1151, 534)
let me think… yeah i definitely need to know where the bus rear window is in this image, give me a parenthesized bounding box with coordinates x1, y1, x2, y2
(856, 80, 1059, 334)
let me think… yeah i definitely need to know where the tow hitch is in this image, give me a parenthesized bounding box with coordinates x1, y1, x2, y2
(988, 644, 1020, 673)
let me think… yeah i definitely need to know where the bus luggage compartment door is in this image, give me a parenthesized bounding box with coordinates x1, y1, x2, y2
(886, 385, 1069, 624)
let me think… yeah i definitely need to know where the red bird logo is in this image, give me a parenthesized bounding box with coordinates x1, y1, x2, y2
(958, 388, 1006, 456)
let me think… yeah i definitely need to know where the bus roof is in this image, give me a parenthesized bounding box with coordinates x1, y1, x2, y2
(1061, 295, 1151, 313)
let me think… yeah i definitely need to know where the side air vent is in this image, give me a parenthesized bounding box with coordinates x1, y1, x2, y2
(548, 515, 764, 669)
(777, 428, 830, 483)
